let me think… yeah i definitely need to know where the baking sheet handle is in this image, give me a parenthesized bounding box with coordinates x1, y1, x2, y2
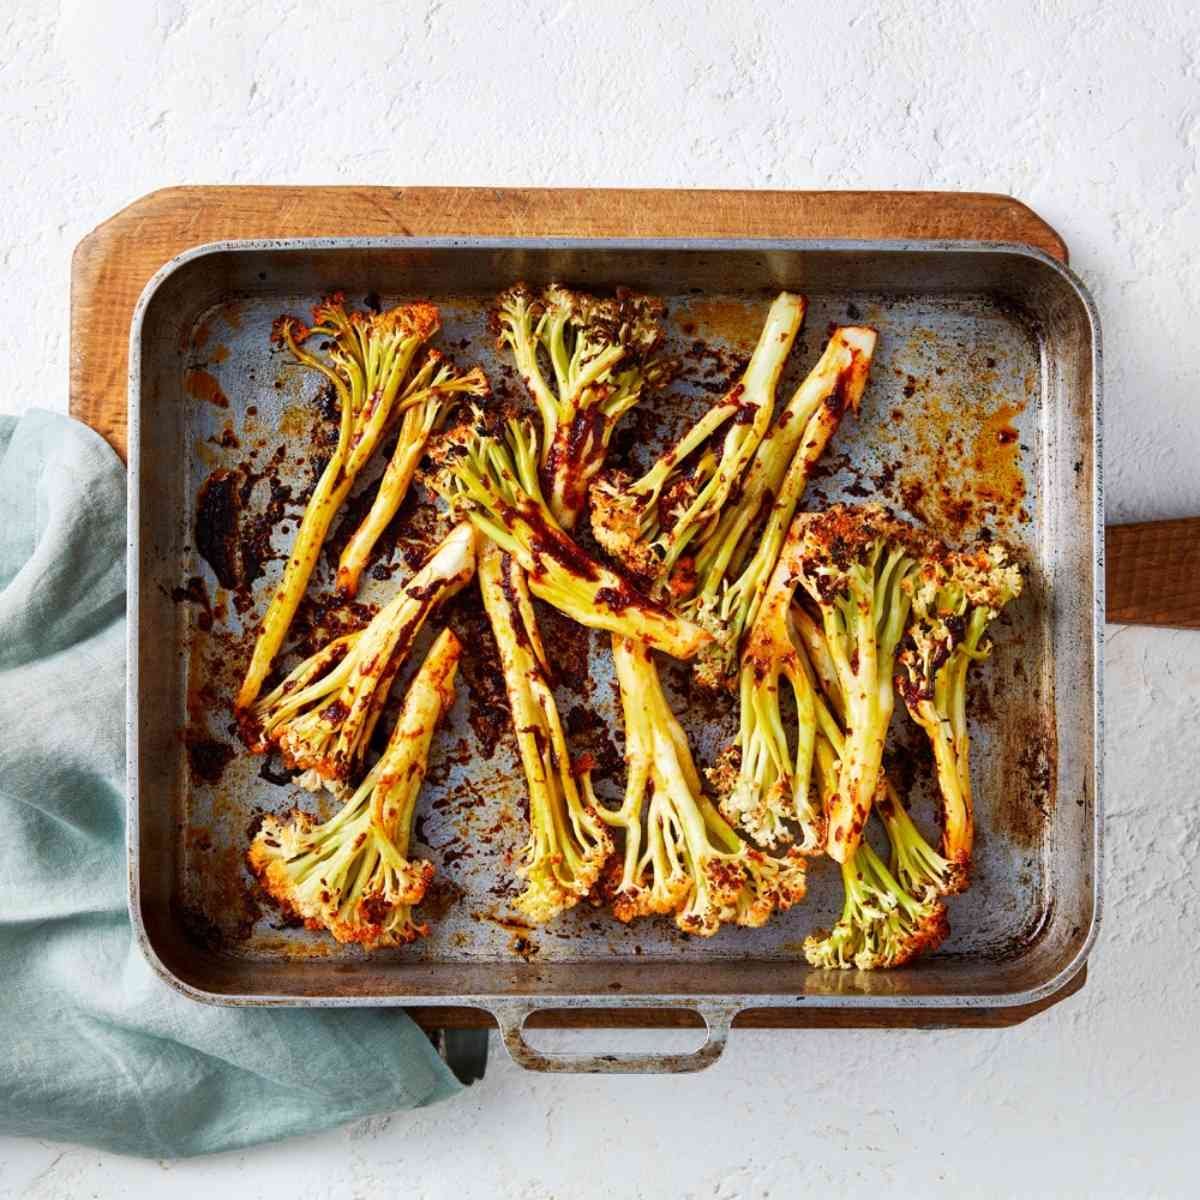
(489, 1000, 740, 1074)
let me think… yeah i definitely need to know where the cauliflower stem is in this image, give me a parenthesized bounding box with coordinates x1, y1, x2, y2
(477, 540, 612, 922)
(493, 283, 674, 530)
(589, 401, 742, 584)
(796, 602, 958, 967)
(485, 290, 662, 919)
(236, 294, 442, 709)
(790, 504, 927, 861)
(600, 637, 807, 936)
(690, 327, 878, 687)
(247, 626, 461, 949)
(802, 736, 948, 970)
(708, 541, 824, 852)
(803, 834, 949, 971)
(589, 292, 805, 589)
(335, 352, 489, 598)
(897, 542, 1023, 882)
(424, 410, 710, 660)
(244, 522, 476, 788)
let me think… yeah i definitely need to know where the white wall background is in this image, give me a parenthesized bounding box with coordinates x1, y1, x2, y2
(2, 1, 1197, 1196)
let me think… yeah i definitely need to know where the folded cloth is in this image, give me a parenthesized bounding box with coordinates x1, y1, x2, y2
(0, 410, 460, 1158)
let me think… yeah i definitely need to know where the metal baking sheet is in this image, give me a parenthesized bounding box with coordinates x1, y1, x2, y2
(128, 238, 1101, 1072)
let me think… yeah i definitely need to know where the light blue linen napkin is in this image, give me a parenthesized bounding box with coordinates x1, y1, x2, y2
(0, 410, 461, 1158)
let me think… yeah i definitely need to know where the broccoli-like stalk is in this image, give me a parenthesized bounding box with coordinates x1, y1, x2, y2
(490, 288, 656, 919)
(335, 353, 489, 598)
(789, 504, 930, 862)
(874, 783, 963, 900)
(424, 410, 709, 661)
(492, 283, 673, 530)
(599, 637, 807, 936)
(897, 541, 1022, 883)
(805, 611, 962, 901)
(690, 327, 877, 688)
(236, 295, 442, 709)
(803, 834, 949, 971)
(707, 532, 824, 852)
(589, 404, 739, 586)
(247, 627, 461, 949)
(244, 630, 361, 749)
(789, 602, 845, 714)
(790, 615, 955, 968)
(805, 725, 949, 970)
(243, 523, 476, 788)
(477, 541, 612, 922)
(589, 292, 805, 588)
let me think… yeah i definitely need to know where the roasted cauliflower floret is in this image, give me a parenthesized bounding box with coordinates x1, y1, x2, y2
(423, 409, 710, 661)
(237, 294, 442, 708)
(244, 523, 475, 788)
(247, 627, 461, 949)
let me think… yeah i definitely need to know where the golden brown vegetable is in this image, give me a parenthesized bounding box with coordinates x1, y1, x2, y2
(335, 352, 488, 598)
(244, 523, 475, 788)
(247, 627, 461, 949)
(708, 527, 826, 852)
(690, 326, 877, 689)
(788, 504, 930, 862)
(598, 636, 807, 937)
(236, 295, 442, 709)
(493, 283, 673, 530)
(478, 542, 612, 922)
(896, 541, 1023, 882)
(589, 292, 805, 590)
(424, 411, 710, 660)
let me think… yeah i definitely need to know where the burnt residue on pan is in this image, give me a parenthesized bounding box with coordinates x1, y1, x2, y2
(194, 469, 245, 589)
(473, 908, 540, 961)
(325, 485, 448, 583)
(419, 876, 465, 923)
(194, 444, 291, 595)
(563, 703, 623, 779)
(997, 704, 1057, 847)
(171, 575, 215, 631)
(535, 604, 593, 698)
(184, 368, 229, 409)
(183, 731, 235, 785)
(208, 422, 239, 449)
(288, 592, 376, 661)
(852, 329, 1037, 543)
(444, 588, 512, 761)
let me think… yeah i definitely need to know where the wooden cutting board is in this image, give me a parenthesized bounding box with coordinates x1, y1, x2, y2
(1106, 519, 1200, 628)
(73, 186, 1085, 1031)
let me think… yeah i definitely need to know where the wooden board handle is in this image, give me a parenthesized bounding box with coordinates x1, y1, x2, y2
(1106, 518, 1200, 628)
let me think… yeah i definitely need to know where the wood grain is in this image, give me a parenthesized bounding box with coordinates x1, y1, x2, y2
(75, 186, 1082, 1031)
(70, 187, 1067, 459)
(1107, 518, 1200, 628)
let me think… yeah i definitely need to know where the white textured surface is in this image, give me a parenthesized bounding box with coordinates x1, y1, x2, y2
(1, 1, 1198, 1196)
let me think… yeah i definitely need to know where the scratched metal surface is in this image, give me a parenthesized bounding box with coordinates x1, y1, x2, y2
(128, 240, 1098, 1008)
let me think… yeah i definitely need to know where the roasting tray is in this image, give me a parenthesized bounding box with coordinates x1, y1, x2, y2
(128, 237, 1101, 1073)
